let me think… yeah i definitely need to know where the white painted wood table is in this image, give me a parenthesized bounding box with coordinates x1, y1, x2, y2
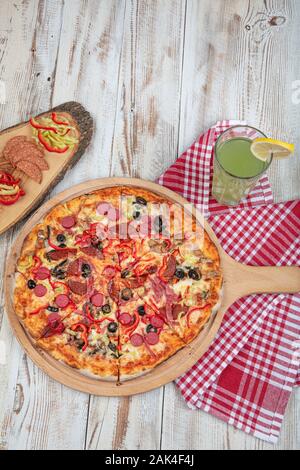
(0, 0, 299, 450)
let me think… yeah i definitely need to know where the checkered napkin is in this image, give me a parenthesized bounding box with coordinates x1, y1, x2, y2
(157, 121, 300, 443)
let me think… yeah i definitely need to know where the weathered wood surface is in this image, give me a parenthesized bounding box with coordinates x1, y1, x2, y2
(0, 0, 299, 450)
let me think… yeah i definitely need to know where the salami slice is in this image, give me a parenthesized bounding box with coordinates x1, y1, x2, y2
(35, 266, 50, 280)
(144, 331, 159, 345)
(16, 160, 42, 184)
(30, 156, 49, 171)
(34, 285, 47, 297)
(130, 333, 144, 347)
(68, 279, 87, 295)
(61, 216, 76, 229)
(12, 144, 45, 165)
(48, 249, 76, 261)
(47, 312, 61, 324)
(103, 265, 117, 279)
(67, 259, 80, 276)
(3, 136, 27, 163)
(81, 246, 98, 257)
(90, 293, 104, 307)
(42, 321, 65, 338)
(150, 316, 164, 328)
(119, 313, 132, 326)
(162, 254, 176, 278)
(124, 275, 147, 289)
(55, 294, 70, 308)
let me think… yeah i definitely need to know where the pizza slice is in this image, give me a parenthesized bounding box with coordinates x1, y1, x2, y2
(149, 231, 222, 344)
(117, 296, 186, 380)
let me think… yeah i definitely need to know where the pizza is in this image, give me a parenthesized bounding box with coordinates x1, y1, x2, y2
(13, 185, 222, 381)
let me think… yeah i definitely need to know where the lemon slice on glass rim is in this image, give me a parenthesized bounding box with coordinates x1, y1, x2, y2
(250, 138, 295, 162)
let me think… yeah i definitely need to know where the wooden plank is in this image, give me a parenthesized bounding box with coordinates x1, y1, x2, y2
(161, 0, 300, 450)
(177, 0, 300, 202)
(0, 0, 90, 451)
(0, 0, 91, 450)
(111, 0, 187, 179)
(85, 0, 187, 449)
(51, 0, 127, 189)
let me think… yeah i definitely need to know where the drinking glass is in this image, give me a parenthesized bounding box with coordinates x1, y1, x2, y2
(212, 125, 273, 206)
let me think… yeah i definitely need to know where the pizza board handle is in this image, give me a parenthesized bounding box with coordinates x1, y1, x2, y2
(221, 250, 300, 310)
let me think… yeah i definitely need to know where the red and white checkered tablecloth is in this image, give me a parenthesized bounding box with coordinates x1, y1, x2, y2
(158, 121, 300, 443)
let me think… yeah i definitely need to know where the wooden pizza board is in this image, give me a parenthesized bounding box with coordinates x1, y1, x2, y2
(0, 101, 93, 235)
(4, 178, 300, 396)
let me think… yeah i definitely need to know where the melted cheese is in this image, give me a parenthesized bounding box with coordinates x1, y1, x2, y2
(173, 279, 210, 305)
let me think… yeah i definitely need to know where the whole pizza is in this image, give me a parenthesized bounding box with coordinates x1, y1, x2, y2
(13, 185, 222, 381)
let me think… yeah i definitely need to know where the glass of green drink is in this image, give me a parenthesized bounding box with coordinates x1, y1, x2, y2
(212, 125, 273, 206)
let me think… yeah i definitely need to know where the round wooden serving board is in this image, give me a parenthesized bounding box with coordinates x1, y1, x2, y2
(4, 178, 300, 396)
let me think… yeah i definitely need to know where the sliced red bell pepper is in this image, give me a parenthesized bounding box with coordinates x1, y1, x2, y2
(38, 131, 69, 153)
(32, 255, 42, 274)
(75, 233, 92, 246)
(140, 313, 153, 325)
(0, 172, 25, 205)
(145, 299, 160, 316)
(186, 304, 210, 328)
(162, 239, 172, 251)
(142, 337, 157, 358)
(0, 191, 23, 206)
(71, 323, 88, 351)
(30, 117, 58, 133)
(29, 304, 49, 316)
(0, 172, 19, 185)
(51, 112, 69, 126)
(84, 303, 114, 324)
(49, 280, 70, 295)
(59, 128, 70, 137)
(123, 313, 140, 335)
(48, 238, 68, 251)
(118, 245, 132, 263)
(158, 255, 168, 283)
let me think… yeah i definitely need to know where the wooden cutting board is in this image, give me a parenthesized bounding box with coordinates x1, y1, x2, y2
(4, 178, 300, 396)
(0, 101, 93, 235)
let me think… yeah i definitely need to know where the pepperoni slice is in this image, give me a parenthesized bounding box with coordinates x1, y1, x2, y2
(103, 265, 116, 279)
(68, 280, 87, 295)
(130, 333, 144, 347)
(34, 285, 47, 297)
(119, 313, 132, 326)
(145, 332, 159, 345)
(90, 293, 104, 307)
(96, 202, 112, 216)
(61, 216, 76, 229)
(151, 316, 164, 328)
(55, 294, 70, 308)
(35, 267, 50, 280)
